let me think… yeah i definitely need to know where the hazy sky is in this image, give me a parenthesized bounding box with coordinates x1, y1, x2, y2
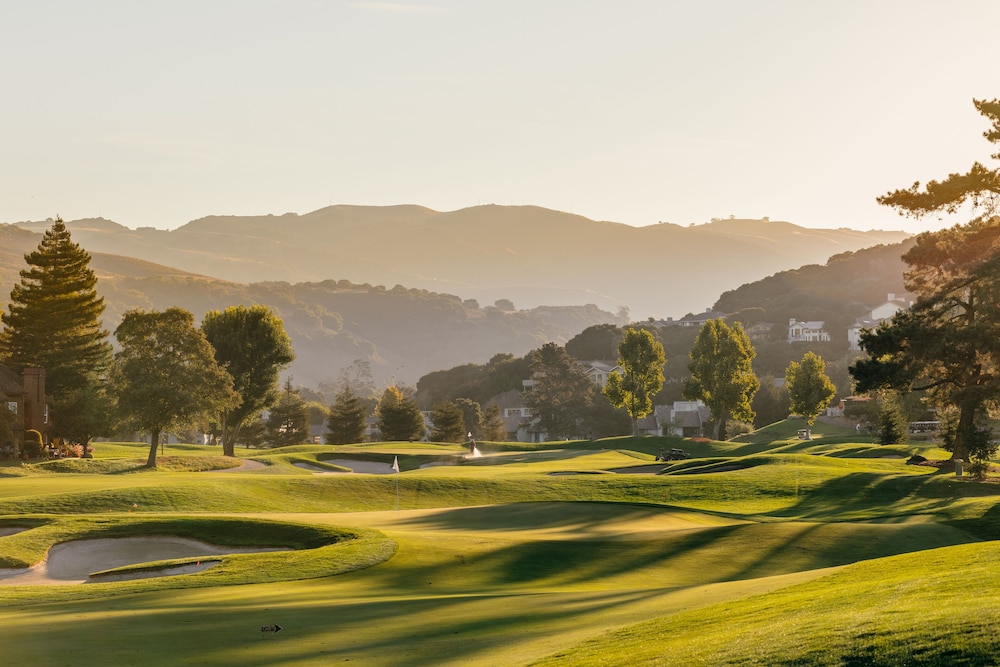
(3, 1, 999, 233)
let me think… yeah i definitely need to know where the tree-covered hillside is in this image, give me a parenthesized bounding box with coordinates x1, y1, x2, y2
(94, 275, 625, 388)
(714, 240, 914, 345)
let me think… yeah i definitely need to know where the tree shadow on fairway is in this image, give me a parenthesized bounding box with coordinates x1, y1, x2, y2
(391, 502, 703, 533)
(771, 470, 987, 521)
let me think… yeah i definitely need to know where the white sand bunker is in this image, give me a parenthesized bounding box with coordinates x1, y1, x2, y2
(0, 536, 279, 586)
(298, 459, 397, 474)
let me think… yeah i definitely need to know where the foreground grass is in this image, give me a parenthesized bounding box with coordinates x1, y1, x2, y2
(533, 540, 1000, 666)
(1, 428, 998, 665)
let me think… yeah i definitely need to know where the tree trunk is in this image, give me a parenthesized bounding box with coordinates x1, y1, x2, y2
(953, 399, 976, 463)
(146, 428, 161, 467)
(222, 419, 240, 457)
(631, 417, 639, 438)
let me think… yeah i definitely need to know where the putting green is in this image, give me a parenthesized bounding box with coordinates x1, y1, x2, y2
(0, 435, 992, 665)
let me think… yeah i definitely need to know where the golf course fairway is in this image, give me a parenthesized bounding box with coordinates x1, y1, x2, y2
(2, 426, 999, 665)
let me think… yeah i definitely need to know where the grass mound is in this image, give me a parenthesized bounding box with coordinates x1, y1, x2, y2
(0, 515, 396, 602)
(532, 540, 1000, 666)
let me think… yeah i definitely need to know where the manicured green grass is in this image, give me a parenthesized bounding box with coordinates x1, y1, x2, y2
(531, 540, 1000, 666)
(0, 423, 998, 665)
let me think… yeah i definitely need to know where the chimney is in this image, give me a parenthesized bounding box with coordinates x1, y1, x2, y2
(20, 367, 46, 435)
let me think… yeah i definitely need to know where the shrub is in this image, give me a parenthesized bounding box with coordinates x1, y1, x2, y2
(23, 429, 44, 458)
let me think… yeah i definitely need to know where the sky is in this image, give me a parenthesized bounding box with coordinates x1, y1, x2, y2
(3, 1, 1000, 234)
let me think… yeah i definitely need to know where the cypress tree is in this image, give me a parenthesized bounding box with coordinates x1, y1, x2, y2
(0, 218, 112, 440)
(326, 384, 368, 444)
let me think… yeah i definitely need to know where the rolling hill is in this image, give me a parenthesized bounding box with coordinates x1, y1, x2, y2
(13, 206, 910, 320)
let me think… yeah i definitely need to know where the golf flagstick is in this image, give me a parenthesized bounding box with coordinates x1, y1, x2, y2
(392, 455, 400, 512)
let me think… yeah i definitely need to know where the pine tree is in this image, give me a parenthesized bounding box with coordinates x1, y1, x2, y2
(265, 379, 310, 447)
(326, 384, 368, 445)
(481, 404, 507, 441)
(430, 401, 466, 443)
(0, 218, 112, 442)
(376, 386, 425, 441)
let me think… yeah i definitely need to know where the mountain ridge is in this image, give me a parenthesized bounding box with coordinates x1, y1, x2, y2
(12, 205, 909, 319)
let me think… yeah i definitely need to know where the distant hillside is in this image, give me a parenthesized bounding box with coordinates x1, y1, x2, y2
(713, 240, 914, 334)
(0, 228, 624, 387)
(13, 207, 910, 319)
(97, 276, 623, 388)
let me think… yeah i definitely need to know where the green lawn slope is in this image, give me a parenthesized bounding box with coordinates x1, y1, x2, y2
(0, 426, 996, 665)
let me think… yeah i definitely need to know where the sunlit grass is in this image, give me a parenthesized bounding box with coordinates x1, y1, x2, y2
(1, 422, 998, 665)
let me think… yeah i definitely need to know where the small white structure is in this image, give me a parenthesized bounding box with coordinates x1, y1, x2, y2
(788, 318, 831, 343)
(848, 294, 913, 351)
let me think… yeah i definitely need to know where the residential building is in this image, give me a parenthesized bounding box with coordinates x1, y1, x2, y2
(0, 365, 49, 455)
(848, 293, 913, 350)
(788, 318, 831, 343)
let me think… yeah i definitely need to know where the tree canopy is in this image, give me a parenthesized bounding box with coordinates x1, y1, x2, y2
(429, 401, 466, 443)
(0, 218, 112, 443)
(524, 342, 593, 440)
(202, 305, 295, 456)
(110, 307, 237, 467)
(265, 379, 310, 447)
(376, 386, 425, 441)
(326, 383, 368, 445)
(684, 319, 759, 440)
(852, 98, 1000, 467)
(603, 327, 666, 436)
(785, 351, 836, 438)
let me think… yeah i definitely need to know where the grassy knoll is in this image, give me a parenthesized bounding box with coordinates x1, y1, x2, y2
(0, 427, 998, 665)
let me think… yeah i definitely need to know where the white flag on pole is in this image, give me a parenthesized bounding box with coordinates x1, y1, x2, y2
(392, 456, 400, 473)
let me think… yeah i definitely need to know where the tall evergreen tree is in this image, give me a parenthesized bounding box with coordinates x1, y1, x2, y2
(684, 319, 759, 440)
(853, 99, 1000, 464)
(326, 384, 368, 445)
(265, 379, 311, 447)
(481, 403, 507, 441)
(453, 398, 484, 440)
(202, 305, 295, 456)
(525, 342, 594, 440)
(0, 218, 112, 442)
(376, 386, 425, 441)
(429, 401, 466, 443)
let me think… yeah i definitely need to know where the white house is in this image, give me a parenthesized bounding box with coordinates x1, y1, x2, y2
(581, 360, 620, 388)
(848, 294, 913, 350)
(788, 319, 831, 343)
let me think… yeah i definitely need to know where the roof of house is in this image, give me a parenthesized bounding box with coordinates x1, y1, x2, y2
(0, 365, 25, 397)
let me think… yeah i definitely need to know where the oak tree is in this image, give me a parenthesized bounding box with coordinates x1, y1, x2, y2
(684, 319, 759, 440)
(785, 351, 836, 439)
(603, 327, 666, 436)
(110, 308, 237, 467)
(202, 305, 295, 456)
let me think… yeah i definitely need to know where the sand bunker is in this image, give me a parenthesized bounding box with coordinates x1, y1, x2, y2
(297, 459, 397, 474)
(0, 536, 280, 586)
